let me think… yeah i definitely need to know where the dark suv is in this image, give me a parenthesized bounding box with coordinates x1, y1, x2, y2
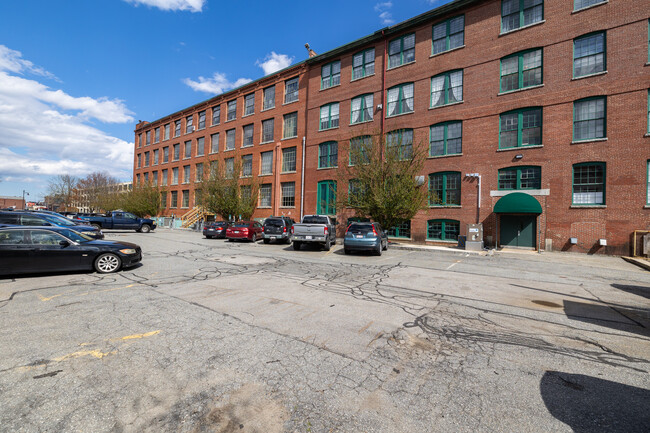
(262, 216, 294, 244)
(0, 211, 104, 239)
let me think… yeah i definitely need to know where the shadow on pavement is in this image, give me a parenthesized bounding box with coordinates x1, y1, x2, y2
(563, 300, 650, 337)
(540, 371, 650, 433)
(611, 283, 650, 300)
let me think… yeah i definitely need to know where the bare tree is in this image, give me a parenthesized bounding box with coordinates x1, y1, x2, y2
(47, 174, 78, 211)
(77, 171, 119, 212)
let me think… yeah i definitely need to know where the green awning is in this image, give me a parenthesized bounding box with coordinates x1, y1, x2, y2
(494, 192, 542, 214)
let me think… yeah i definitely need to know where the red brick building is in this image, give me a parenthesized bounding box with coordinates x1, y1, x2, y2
(134, 0, 650, 254)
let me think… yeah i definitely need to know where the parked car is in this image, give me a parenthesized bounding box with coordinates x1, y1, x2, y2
(80, 211, 156, 233)
(343, 222, 388, 255)
(203, 221, 231, 239)
(0, 211, 104, 239)
(0, 226, 142, 276)
(291, 215, 336, 251)
(262, 216, 294, 244)
(226, 221, 263, 242)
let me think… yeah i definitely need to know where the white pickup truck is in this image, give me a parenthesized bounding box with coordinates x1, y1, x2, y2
(291, 215, 336, 251)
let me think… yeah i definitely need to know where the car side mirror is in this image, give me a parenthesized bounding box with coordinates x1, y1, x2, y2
(59, 240, 70, 247)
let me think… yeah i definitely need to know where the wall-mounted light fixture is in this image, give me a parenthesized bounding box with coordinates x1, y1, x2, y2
(515, 154, 523, 159)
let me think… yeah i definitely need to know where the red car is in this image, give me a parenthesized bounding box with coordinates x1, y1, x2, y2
(226, 221, 263, 242)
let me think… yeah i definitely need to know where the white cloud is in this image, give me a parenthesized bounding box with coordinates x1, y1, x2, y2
(256, 52, 293, 75)
(183, 73, 252, 94)
(374, 2, 394, 25)
(0, 46, 135, 187)
(123, 0, 205, 12)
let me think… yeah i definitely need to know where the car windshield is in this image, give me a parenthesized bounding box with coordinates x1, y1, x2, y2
(302, 216, 328, 224)
(42, 214, 77, 226)
(265, 219, 283, 227)
(58, 229, 93, 243)
(232, 223, 249, 228)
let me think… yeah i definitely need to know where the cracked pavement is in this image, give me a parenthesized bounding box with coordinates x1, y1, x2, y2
(0, 229, 649, 432)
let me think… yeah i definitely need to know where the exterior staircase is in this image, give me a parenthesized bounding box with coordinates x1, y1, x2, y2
(180, 206, 211, 228)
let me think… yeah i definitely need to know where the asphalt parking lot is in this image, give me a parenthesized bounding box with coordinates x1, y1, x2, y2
(1, 229, 649, 432)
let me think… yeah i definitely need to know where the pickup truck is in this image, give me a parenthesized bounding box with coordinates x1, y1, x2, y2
(291, 215, 336, 251)
(81, 211, 156, 233)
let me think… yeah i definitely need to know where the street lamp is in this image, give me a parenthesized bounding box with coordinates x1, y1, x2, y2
(22, 190, 29, 210)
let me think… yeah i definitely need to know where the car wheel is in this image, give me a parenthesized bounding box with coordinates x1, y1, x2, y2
(285, 237, 291, 244)
(375, 244, 382, 256)
(91, 224, 101, 230)
(382, 240, 388, 251)
(323, 238, 331, 251)
(140, 224, 151, 233)
(293, 241, 301, 251)
(228, 238, 234, 242)
(344, 248, 350, 255)
(94, 253, 121, 273)
(263, 239, 270, 244)
(251, 233, 257, 242)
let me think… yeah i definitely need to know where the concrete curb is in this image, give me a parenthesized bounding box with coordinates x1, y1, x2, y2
(387, 241, 488, 256)
(622, 256, 650, 272)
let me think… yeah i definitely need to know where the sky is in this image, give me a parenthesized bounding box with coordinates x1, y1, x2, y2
(0, 0, 450, 201)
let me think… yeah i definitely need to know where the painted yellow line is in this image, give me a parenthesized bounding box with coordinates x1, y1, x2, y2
(53, 349, 115, 362)
(358, 321, 374, 334)
(119, 330, 161, 341)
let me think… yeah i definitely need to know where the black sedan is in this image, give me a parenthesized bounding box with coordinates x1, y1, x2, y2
(0, 226, 142, 276)
(203, 221, 231, 239)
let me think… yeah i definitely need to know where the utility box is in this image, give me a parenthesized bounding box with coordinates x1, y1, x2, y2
(466, 223, 484, 251)
(643, 234, 650, 257)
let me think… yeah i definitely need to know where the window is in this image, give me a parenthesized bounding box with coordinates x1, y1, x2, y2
(144, 172, 149, 184)
(349, 136, 372, 166)
(319, 103, 340, 130)
(174, 120, 181, 137)
(135, 174, 140, 185)
(432, 15, 464, 55)
(387, 220, 411, 238)
(387, 83, 414, 116)
(153, 149, 159, 165)
(386, 129, 413, 160)
(321, 61, 341, 89)
(184, 140, 192, 158)
(431, 70, 463, 107)
(285, 77, 299, 103)
(212, 106, 220, 125)
(210, 133, 219, 153)
(500, 49, 542, 92)
(198, 111, 206, 129)
(154, 127, 160, 143)
(317, 180, 336, 215)
(173, 143, 180, 161)
(240, 185, 252, 203)
(244, 93, 255, 116)
(172, 167, 179, 185)
(574, 32, 605, 78)
(262, 118, 274, 143)
(160, 191, 167, 208)
(351, 94, 373, 124)
(225, 158, 234, 178)
(164, 123, 170, 140)
(170, 191, 178, 208)
(388, 33, 415, 68)
(144, 151, 149, 167)
(227, 100, 237, 121)
(501, 0, 543, 33)
(574, 97, 606, 141)
(183, 165, 190, 184)
(226, 129, 235, 150)
(283, 112, 297, 138)
(182, 190, 189, 208)
(574, 0, 606, 11)
(282, 147, 296, 172)
(242, 155, 252, 177)
(429, 172, 461, 206)
(499, 107, 542, 148)
(498, 166, 541, 190)
(137, 153, 141, 168)
(259, 184, 272, 207)
(427, 219, 460, 241)
(261, 151, 273, 175)
(281, 182, 295, 207)
(162, 147, 168, 163)
(152, 171, 158, 186)
(647, 161, 650, 205)
(263, 85, 275, 110)
(352, 48, 375, 80)
(573, 162, 605, 205)
(137, 133, 142, 148)
(197, 137, 205, 156)
(161, 169, 168, 186)
(243, 124, 254, 147)
(319, 141, 338, 168)
(146, 131, 151, 145)
(186, 115, 193, 134)
(430, 121, 462, 157)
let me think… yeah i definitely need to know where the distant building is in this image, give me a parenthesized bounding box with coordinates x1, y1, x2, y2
(0, 196, 24, 209)
(72, 181, 133, 213)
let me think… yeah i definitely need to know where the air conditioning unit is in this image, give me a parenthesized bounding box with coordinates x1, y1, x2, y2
(415, 175, 425, 186)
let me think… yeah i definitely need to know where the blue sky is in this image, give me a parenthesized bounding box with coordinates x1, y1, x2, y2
(0, 0, 449, 200)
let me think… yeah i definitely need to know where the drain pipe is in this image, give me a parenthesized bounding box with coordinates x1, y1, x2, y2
(300, 135, 306, 220)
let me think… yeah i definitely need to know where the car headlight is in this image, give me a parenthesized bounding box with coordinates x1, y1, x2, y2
(119, 248, 137, 254)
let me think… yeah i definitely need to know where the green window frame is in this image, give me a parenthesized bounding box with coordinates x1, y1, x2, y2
(647, 89, 650, 134)
(573, 97, 606, 141)
(431, 70, 463, 107)
(427, 219, 460, 241)
(572, 162, 605, 205)
(318, 141, 338, 168)
(501, 0, 543, 33)
(349, 135, 371, 166)
(319, 103, 340, 130)
(500, 48, 542, 92)
(573, 32, 606, 78)
(498, 166, 541, 190)
(317, 180, 337, 215)
(386, 83, 414, 117)
(387, 220, 411, 239)
(352, 48, 375, 80)
(432, 15, 464, 55)
(430, 121, 462, 157)
(429, 172, 461, 206)
(574, 0, 606, 11)
(647, 160, 650, 205)
(321, 61, 341, 89)
(499, 107, 542, 149)
(351, 94, 373, 124)
(388, 33, 415, 69)
(386, 129, 413, 160)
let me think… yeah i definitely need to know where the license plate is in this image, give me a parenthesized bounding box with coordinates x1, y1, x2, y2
(356, 235, 363, 238)
(234, 231, 239, 233)
(271, 237, 276, 240)
(208, 229, 214, 231)
(305, 235, 312, 240)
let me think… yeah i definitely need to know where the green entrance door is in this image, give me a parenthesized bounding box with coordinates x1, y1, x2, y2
(500, 215, 536, 248)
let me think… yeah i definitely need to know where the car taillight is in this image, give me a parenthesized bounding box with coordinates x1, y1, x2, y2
(372, 226, 378, 236)
(345, 223, 352, 235)
(324, 226, 328, 235)
(291, 227, 294, 234)
(242, 228, 248, 232)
